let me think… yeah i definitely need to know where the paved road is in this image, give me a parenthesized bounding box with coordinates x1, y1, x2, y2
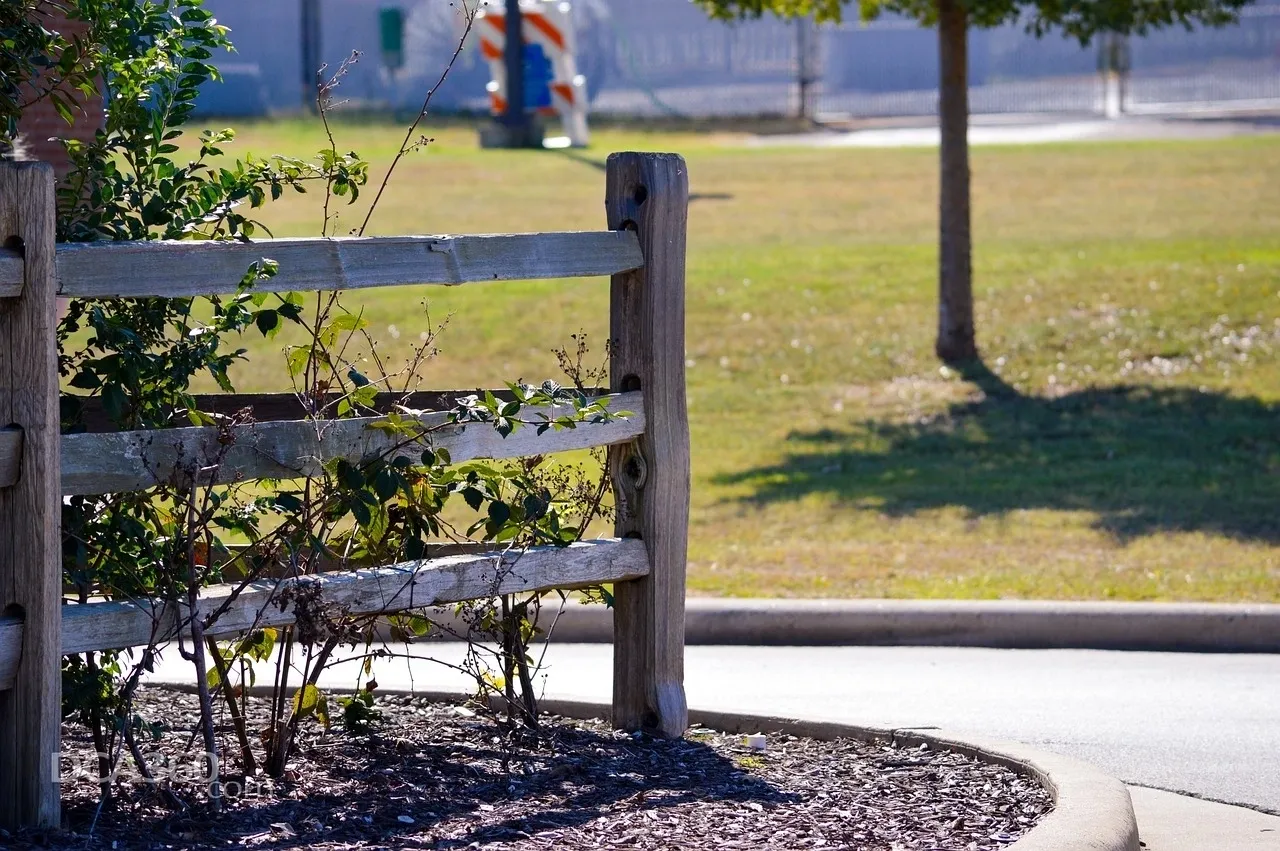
(751, 113, 1280, 148)
(150, 644, 1280, 814)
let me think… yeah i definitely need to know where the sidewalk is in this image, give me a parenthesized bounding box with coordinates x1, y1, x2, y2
(1129, 787, 1278, 850)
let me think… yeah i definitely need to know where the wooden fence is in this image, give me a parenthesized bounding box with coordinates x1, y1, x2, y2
(0, 152, 690, 829)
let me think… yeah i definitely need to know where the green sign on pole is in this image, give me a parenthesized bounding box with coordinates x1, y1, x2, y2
(379, 7, 405, 70)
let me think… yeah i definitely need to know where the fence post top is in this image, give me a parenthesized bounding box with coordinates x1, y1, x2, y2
(605, 153, 690, 232)
(606, 151, 687, 168)
(0, 160, 54, 178)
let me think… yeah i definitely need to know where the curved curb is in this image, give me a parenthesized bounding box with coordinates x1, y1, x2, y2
(541, 700, 1141, 851)
(237, 684, 1137, 851)
(376, 598, 1280, 652)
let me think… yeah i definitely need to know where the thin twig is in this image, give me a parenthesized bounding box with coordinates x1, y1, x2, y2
(357, 2, 478, 236)
(206, 639, 258, 777)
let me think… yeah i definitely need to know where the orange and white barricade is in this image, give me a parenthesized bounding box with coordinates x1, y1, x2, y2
(476, 0, 590, 147)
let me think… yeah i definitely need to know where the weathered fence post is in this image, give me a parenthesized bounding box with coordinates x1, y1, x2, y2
(605, 152, 690, 738)
(0, 162, 62, 829)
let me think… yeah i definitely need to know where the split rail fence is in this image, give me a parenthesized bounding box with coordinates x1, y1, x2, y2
(0, 152, 690, 829)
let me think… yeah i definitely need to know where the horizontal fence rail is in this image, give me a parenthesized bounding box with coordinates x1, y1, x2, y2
(0, 538, 649, 690)
(0, 231, 645, 298)
(69, 388, 590, 433)
(61, 390, 645, 495)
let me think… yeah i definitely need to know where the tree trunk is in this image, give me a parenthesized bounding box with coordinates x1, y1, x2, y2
(935, 0, 977, 364)
(300, 0, 321, 110)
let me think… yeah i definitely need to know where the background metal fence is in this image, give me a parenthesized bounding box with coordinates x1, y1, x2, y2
(197, 0, 1280, 119)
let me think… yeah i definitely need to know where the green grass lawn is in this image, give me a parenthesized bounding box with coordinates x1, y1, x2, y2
(199, 117, 1280, 601)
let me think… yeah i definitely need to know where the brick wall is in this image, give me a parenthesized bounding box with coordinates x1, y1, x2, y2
(18, 12, 102, 178)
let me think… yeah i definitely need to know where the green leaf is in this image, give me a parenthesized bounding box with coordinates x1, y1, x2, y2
(102, 384, 128, 425)
(335, 460, 364, 490)
(488, 500, 512, 526)
(292, 683, 323, 719)
(239, 628, 277, 662)
(50, 93, 74, 124)
(366, 419, 406, 434)
(330, 313, 369, 333)
(373, 469, 398, 500)
(273, 492, 303, 513)
(69, 370, 101, 390)
(286, 347, 310, 378)
(523, 492, 549, 521)
(255, 309, 280, 337)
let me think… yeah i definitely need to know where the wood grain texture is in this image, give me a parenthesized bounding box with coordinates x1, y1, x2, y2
(61, 390, 643, 495)
(0, 426, 19, 488)
(606, 153, 691, 738)
(51, 231, 644, 298)
(0, 616, 19, 690)
(0, 247, 20, 297)
(0, 162, 62, 828)
(0, 539, 649, 687)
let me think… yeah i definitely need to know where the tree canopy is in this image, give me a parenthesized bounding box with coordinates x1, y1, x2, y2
(696, 0, 1254, 41)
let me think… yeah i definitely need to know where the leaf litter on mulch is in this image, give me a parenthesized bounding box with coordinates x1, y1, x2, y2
(8, 686, 1052, 850)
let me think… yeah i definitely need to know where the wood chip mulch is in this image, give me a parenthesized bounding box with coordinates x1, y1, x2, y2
(6, 686, 1052, 850)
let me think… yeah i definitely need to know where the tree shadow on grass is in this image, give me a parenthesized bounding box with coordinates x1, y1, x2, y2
(717, 360, 1280, 543)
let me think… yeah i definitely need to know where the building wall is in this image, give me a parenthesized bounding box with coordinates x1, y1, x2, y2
(18, 12, 102, 177)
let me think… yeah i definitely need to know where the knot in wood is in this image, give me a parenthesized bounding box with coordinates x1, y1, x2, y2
(623, 451, 647, 489)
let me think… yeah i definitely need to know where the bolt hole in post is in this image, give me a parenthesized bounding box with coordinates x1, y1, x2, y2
(1, 603, 23, 622)
(619, 374, 641, 393)
(2, 235, 23, 255)
(623, 453, 647, 488)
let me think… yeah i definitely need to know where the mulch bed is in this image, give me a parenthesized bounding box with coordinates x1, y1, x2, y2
(8, 686, 1052, 850)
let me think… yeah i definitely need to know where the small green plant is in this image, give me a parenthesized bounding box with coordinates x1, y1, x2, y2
(338, 687, 382, 736)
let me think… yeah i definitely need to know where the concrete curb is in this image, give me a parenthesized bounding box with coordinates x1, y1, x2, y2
(531, 699, 1140, 851)
(184, 683, 1135, 851)
(382, 598, 1280, 652)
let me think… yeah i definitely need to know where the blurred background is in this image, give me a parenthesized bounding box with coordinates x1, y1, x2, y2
(196, 0, 1280, 120)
